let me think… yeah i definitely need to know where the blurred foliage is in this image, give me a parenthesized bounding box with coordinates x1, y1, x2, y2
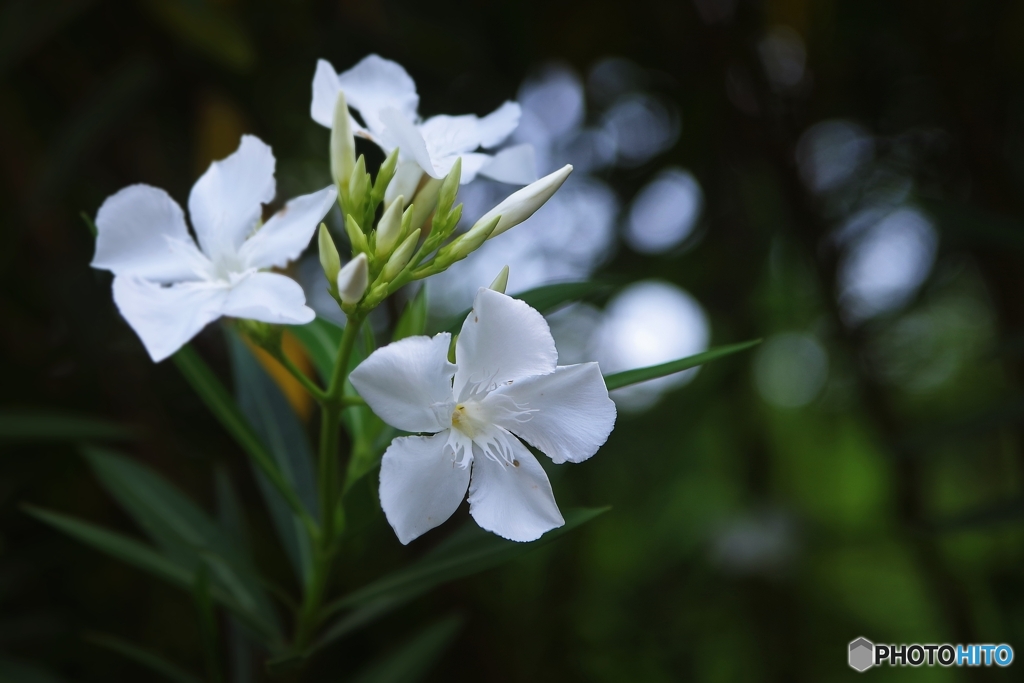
(4, 0, 1024, 681)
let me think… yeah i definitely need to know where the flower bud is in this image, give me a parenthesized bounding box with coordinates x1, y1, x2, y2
(467, 164, 572, 240)
(445, 215, 499, 263)
(348, 155, 369, 206)
(489, 265, 509, 294)
(407, 177, 443, 235)
(381, 231, 419, 282)
(344, 214, 369, 255)
(375, 195, 404, 258)
(330, 91, 356, 191)
(436, 158, 462, 218)
(318, 223, 341, 284)
(372, 148, 400, 207)
(336, 253, 369, 305)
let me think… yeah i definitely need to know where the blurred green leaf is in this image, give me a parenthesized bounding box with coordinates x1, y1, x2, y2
(82, 447, 281, 643)
(393, 287, 428, 341)
(142, 0, 254, 71)
(25, 505, 280, 646)
(0, 654, 72, 683)
(441, 281, 612, 333)
(319, 507, 608, 636)
(0, 411, 133, 442)
(192, 567, 224, 683)
(173, 344, 313, 530)
(350, 616, 462, 683)
(290, 317, 343, 382)
(24, 505, 193, 588)
(603, 340, 761, 391)
(227, 332, 316, 589)
(85, 633, 202, 683)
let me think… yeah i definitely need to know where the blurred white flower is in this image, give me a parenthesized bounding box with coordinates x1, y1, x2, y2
(310, 55, 536, 188)
(350, 288, 616, 544)
(625, 167, 704, 254)
(91, 135, 336, 361)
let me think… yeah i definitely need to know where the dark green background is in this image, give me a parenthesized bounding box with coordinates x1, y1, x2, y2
(4, 0, 1024, 680)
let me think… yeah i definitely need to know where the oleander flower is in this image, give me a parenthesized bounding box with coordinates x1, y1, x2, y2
(91, 135, 336, 362)
(310, 54, 537, 200)
(350, 287, 617, 543)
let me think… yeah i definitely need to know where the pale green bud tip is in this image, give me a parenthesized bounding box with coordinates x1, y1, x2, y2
(318, 223, 341, 282)
(382, 231, 419, 281)
(489, 265, 509, 294)
(330, 91, 356, 188)
(437, 157, 462, 212)
(472, 164, 573, 238)
(337, 253, 369, 304)
(451, 215, 500, 260)
(375, 195, 405, 257)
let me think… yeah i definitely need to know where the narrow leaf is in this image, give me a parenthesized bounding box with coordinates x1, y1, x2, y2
(227, 333, 316, 588)
(173, 344, 313, 529)
(351, 616, 461, 683)
(289, 318, 344, 382)
(325, 507, 607, 616)
(85, 632, 202, 683)
(25, 505, 193, 588)
(82, 447, 281, 641)
(603, 340, 761, 391)
(0, 411, 133, 442)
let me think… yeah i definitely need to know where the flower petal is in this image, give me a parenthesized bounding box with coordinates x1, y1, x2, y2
(221, 272, 315, 325)
(477, 101, 521, 148)
(310, 59, 342, 128)
(455, 153, 492, 185)
(379, 432, 470, 544)
(379, 108, 439, 177)
(453, 288, 557, 400)
(467, 432, 564, 542)
(338, 54, 419, 136)
(478, 144, 538, 185)
(490, 363, 616, 464)
(92, 184, 198, 283)
(349, 333, 456, 433)
(188, 135, 276, 259)
(112, 276, 227, 362)
(384, 160, 424, 207)
(238, 186, 337, 270)
(419, 114, 482, 159)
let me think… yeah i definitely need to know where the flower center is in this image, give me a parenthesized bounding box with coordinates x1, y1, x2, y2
(450, 401, 489, 439)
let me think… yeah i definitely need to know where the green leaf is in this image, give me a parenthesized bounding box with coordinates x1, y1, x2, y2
(320, 507, 607, 631)
(0, 654, 72, 683)
(441, 281, 613, 333)
(603, 340, 762, 391)
(289, 317, 344, 382)
(227, 332, 316, 588)
(173, 343, 314, 531)
(351, 616, 461, 683)
(0, 411, 133, 442)
(393, 287, 428, 341)
(25, 506, 279, 645)
(82, 447, 281, 643)
(25, 505, 194, 588)
(192, 567, 224, 683)
(85, 633, 202, 683)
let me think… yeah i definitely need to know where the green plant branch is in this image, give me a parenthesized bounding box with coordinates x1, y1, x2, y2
(270, 351, 328, 403)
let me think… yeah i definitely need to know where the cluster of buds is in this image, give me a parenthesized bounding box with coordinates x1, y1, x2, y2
(318, 90, 572, 315)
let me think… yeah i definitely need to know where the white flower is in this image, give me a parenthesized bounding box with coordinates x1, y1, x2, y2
(310, 54, 537, 196)
(91, 135, 337, 362)
(350, 288, 616, 543)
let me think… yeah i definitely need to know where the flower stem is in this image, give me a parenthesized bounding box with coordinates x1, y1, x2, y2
(294, 310, 365, 651)
(272, 351, 328, 403)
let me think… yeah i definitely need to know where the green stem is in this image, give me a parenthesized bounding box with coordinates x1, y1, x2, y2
(273, 351, 328, 403)
(294, 311, 366, 651)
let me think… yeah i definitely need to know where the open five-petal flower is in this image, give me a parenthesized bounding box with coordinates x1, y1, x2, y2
(310, 54, 537, 199)
(91, 135, 337, 361)
(350, 288, 617, 543)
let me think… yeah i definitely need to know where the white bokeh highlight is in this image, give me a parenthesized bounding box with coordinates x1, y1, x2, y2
(625, 167, 704, 254)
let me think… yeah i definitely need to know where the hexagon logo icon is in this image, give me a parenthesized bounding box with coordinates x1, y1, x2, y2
(849, 637, 874, 672)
